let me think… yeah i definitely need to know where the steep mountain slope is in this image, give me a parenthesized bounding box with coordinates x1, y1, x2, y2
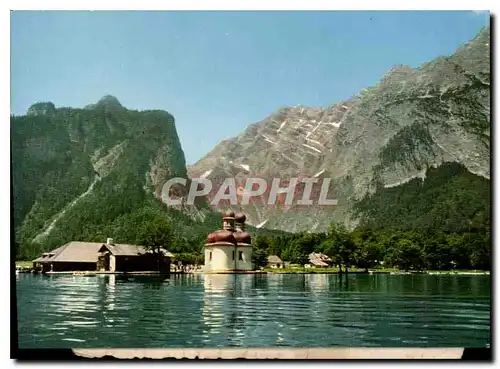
(354, 162, 490, 233)
(188, 27, 491, 232)
(12, 96, 190, 258)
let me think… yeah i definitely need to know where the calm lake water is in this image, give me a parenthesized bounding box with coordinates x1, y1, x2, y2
(15, 273, 490, 348)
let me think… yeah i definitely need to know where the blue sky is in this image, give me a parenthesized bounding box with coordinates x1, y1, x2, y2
(11, 11, 489, 164)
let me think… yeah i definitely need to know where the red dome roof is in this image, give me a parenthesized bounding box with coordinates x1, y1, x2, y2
(234, 212, 246, 223)
(234, 231, 252, 244)
(206, 230, 236, 245)
(222, 210, 235, 218)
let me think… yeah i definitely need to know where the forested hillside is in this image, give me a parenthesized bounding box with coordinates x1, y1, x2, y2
(354, 162, 490, 233)
(12, 97, 265, 260)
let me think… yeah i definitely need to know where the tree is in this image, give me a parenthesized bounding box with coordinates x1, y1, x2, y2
(252, 248, 268, 269)
(353, 230, 380, 272)
(447, 233, 469, 269)
(251, 235, 272, 270)
(283, 233, 319, 269)
(294, 252, 310, 269)
(267, 237, 282, 257)
(253, 235, 271, 251)
(422, 232, 451, 270)
(194, 253, 205, 266)
(291, 233, 316, 256)
(389, 239, 424, 271)
(136, 217, 175, 255)
(285, 243, 309, 268)
(324, 223, 357, 273)
(466, 232, 490, 270)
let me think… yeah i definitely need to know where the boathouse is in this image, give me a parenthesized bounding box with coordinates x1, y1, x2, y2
(32, 238, 172, 273)
(204, 211, 253, 273)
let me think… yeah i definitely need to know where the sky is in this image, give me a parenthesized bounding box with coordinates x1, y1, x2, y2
(10, 11, 489, 164)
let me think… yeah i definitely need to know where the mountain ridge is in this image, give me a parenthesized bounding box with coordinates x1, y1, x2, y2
(188, 26, 490, 233)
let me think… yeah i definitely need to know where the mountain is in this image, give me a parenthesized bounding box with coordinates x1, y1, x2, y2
(188, 27, 491, 233)
(11, 96, 288, 260)
(11, 96, 186, 258)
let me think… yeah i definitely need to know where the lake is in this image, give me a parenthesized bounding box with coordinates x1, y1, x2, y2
(15, 273, 490, 348)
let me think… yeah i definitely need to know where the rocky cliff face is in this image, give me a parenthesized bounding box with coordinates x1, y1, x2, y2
(188, 27, 490, 232)
(12, 96, 189, 255)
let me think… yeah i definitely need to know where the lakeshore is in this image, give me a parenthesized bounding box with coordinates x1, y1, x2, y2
(15, 261, 489, 276)
(261, 267, 490, 275)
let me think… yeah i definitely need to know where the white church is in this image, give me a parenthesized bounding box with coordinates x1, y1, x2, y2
(203, 211, 253, 273)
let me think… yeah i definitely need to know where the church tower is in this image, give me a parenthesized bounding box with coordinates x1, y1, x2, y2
(204, 211, 253, 273)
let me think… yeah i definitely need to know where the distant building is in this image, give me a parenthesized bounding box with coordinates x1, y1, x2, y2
(32, 238, 172, 273)
(267, 255, 284, 269)
(204, 211, 253, 273)
(308, 253, 332, 268)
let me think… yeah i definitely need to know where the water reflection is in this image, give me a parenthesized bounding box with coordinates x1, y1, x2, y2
(308, 273, 329, 290)
(202, 274, 231, 329)
(201, 275, 244, 346)
(103, 275, 116, 328)
(16, 273, 490, 349)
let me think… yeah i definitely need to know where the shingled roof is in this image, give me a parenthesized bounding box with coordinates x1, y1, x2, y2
(33, 241, 173, 263)
(309, 252, 332, 267)
(99, 244, 173, 257)
(32, 245, 65, 263)
(33, 242, 104, 263)
(267, 255, 283, 264)
(100, 243, 147, 256)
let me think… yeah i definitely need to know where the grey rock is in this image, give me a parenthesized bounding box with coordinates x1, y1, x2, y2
(188, 27, 490, 232)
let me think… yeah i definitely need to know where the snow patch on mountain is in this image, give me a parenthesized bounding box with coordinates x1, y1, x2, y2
(256, 219, 268, 228)
(200, 169, 213, 179)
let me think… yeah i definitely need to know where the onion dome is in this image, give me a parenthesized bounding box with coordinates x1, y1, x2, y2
(234, 231, 252, 245)
(206, 230, 236, 245)
(223, 210, 235, 218)
(234, 212, 246, 223)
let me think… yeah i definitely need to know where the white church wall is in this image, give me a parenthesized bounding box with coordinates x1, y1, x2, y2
(204, 244, 253, 272)
(236, 246, 253, 271)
